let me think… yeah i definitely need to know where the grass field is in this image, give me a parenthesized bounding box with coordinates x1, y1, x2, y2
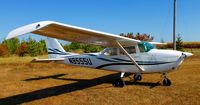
(0, 49, 199, 105)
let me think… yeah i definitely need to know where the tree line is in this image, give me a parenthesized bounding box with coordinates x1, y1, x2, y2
(0, 37, 103, 57)
(0, 37, 47, 57)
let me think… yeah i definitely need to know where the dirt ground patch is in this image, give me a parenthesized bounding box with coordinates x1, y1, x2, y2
(0, 52, 199, 105)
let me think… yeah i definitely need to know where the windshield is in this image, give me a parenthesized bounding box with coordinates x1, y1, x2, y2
(138, 42, 155, 52)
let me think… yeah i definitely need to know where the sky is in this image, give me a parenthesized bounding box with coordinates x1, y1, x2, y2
(0, 0, 200, 42)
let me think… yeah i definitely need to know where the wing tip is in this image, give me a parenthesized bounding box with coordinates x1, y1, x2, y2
(6, 31, 15, 40)
(6, 20, 56, 40)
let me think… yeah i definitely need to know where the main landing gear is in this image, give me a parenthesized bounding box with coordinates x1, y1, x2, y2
(112, 73, 143, 87)
(112, 78, 125, 87)
(162, 73, 171, 86)
(112, 72, 125, 87)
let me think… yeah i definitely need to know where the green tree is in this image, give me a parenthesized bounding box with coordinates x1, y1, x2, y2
(26, 37, 39, 56)
(176, 35, 183, 51)
(63, 44, 71, 52)
(83, 44, 103, 53)
(69, 42, 82, 50)
(38, 39, 47, 55)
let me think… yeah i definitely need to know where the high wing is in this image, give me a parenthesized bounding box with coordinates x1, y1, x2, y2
(6, 21, 140, 47)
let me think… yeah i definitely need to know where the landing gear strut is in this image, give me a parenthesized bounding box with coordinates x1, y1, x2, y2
(133, 74, 142, 81)
(112, 72, 125, 87)
(162, 73, 171, 86)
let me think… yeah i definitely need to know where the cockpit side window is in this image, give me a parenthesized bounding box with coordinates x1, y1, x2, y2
(138, 43, 145, 53)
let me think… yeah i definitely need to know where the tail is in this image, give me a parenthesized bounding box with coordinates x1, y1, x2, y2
(45, 37, 70, 58)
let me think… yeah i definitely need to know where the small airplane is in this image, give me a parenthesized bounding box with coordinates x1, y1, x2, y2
(6, 21, 193, 87)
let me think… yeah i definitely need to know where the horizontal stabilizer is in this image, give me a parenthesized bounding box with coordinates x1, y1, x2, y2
(31, 58, 64, 63)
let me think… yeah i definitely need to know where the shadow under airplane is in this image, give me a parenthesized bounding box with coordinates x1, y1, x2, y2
(0, 73, 161, 105)
(24, 74, 68, 81)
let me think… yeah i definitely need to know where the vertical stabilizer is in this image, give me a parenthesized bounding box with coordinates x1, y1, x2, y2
(45, 37, 68, 58)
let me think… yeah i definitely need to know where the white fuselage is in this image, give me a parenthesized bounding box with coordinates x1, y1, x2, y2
(63, 49, 186, 74)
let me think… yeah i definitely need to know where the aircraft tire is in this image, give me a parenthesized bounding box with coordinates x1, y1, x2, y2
(112, 78, 125, 87)
(134, 74, 142, 81)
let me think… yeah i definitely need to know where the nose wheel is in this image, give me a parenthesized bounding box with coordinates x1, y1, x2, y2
(162, 73, 171, 86)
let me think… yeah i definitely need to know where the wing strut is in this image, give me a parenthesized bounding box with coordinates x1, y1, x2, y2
(116, 41, 144, 72)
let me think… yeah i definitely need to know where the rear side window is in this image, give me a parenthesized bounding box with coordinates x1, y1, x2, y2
(103, 48, 118, 56)
(120, 46, 136, 54)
